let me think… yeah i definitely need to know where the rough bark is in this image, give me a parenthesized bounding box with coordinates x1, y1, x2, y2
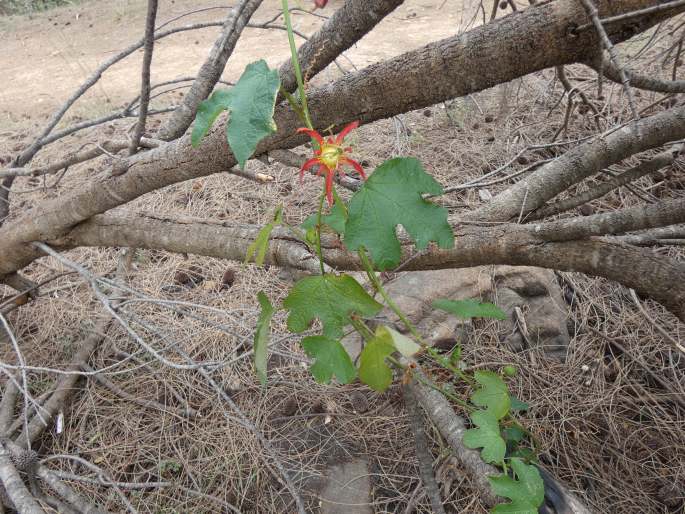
(0, 441, 44, 514)
(471, 105, 685, 222)
(276, 0, 405, 96)
(50, 208, 685, 320)
(158, 0, 264, 140)
(0, 0, 677, 283)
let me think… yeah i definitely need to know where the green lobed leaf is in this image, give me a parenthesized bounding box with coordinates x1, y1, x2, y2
(433, 299, 508, 320)
(283, 274, 383, 339)
(191, 60, 280, 168)
(488, 458, 545, 514)
(471, 370, 511, 420)
(226, 60, 280, 168)
(254, 292, 275, 386)
(358, 336, 395, 392)
(301, 336, 356, 385)
(191, 89, 233, 147)
(343, 157, 454, 270)
(463, 410, 507, 464)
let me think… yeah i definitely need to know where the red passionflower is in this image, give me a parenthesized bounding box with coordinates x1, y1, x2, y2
(297, 121, 366, 205)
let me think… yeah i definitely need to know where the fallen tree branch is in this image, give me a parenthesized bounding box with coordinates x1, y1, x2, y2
(472, 106, 685, 222)
(128, 0, 159, 155)
(47, 203, 685, 320)
(402, 382, 446, 514)
(13, 319, 112, 448)
(530, 149, 676, 219)
(0, 0, 680, 283)
(0, 440, 44, 514)
(590, 53, 685, 93)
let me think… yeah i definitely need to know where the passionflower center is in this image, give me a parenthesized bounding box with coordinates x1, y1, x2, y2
(319, 144, 343, 169)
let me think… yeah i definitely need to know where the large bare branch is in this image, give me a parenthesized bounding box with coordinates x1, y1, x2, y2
(471, 106, 685, 222)
(0, 0, 680, 282)
(48, 200, 685, 319)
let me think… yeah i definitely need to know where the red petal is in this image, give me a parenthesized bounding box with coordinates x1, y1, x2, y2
(297, 127, 324, 146)
(314, 0, 328, 7)
(300, 157, 321, 182)
(335, 120, 360, 144)
(341, 157, 366, 179)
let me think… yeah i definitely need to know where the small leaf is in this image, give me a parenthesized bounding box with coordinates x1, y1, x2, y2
(510, 395, 529, 412)
(433, 299, 508, 320)
(488, 458, 545, 514)
(301, 336, 356, 384)
(302, 193, 347, 235)
(358, 336, 395, 392)
(502, 425, 526, 445)
(449, 345, 462, 366)
(471, 370, 511, 420)
(191, 89, 233, 147)
(509, 447, 537, 463)
(463, 410, 506, 464)
(283, 274, 383, 338)
(226, 60, 280, 168)
(344, 157, 454, 270)
(245, 223, 275, 266)
(254, 292, 275, 386)
(245, 206, 283, 266)
(376, 325, 421, 357)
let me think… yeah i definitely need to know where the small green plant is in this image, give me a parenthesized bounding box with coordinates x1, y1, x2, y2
(190, 1, 544, 510)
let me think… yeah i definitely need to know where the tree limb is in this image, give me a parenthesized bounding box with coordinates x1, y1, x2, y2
(48, 206, 685, 320)
(0, 0, 680, 282)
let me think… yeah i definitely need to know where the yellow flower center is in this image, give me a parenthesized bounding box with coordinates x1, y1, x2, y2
(319, 144, 343, 170)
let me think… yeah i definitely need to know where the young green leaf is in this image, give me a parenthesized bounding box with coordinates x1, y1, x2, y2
(449, 344, 462, 366)
(471, 370, 511, 420)
(433, 299, 508, 320)
(254, 292, 275, 386)
(283, 274, 383, 339)
(510, 395, 529, 412)
(343, 157, 454, 270)
(502, 424, 526, 445)
(245, 206, 283, 266)
(226, 60, 280, 168)
(191, 89, 233, 147)
(358, 336, 395, 392)
(488, 458, 545, 514)
(191, 60, 280, 168)
(376, 325, 421, 357)
(463, 410, 507, 464)
(301, 336, 356, 384)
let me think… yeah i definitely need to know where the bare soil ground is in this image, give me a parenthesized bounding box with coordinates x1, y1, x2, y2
(1, 1, 685, 513)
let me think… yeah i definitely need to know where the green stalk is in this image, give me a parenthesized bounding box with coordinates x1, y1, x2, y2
(358, 248, 426, 346)
(315, 193, 326, 275)
(281, 0, 313, 129)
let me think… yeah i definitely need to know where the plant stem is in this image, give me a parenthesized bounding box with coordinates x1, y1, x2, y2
(357, 248, 426, 345)
(281, 0, 313, 129)
(315, 193, 325, 275)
